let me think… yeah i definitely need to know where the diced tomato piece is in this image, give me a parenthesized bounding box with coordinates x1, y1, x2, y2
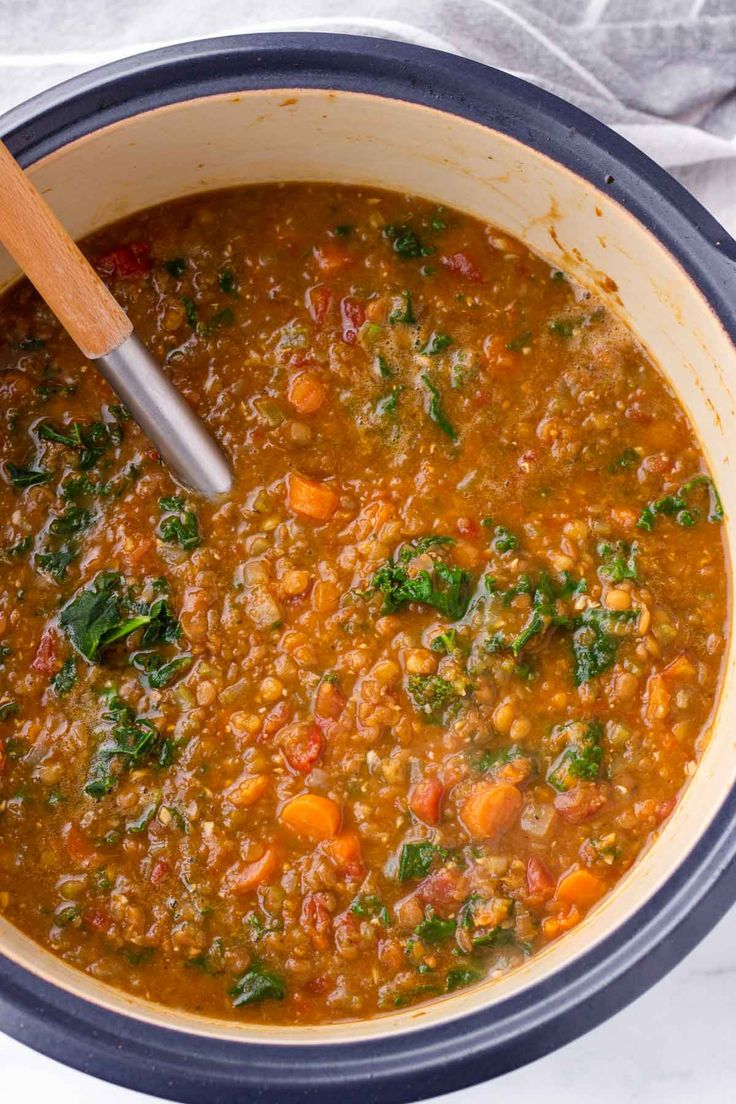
(0, 737, 6, 776)
(83, 909, 112, 934)
(306, 284, 333, 325)
(526, 856, 555, 900)
(441, 251, 483, 281)
(340, 297, 365, 344)
(150, 859, 170, 886)
(63, 823, 95, 866)
(301, 891, 333, 949)
(261, 699, 292, 739)
(456, 516, 480, 538)
(314, 242, 354, 276)
(416, 868, 467, 916)
(280, 722, 324, 773)
(409, 777, 444, 826)
(96, 241, 152, 279)
(554, 782, 607, 824)
(32, 629, 61, 676)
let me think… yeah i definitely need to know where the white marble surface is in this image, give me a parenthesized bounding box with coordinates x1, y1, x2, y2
(3, 905, 735, 1103)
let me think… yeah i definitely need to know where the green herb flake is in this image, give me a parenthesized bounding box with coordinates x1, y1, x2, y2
(364, 536, 472, 620)
(159, 497, 201, 550)
(51, 657, 77, 696)
(0, 700, 18, 721)
(5, 535, 33, 558)
(421, 374, 457, 441)
(548, 317, 582, 338)
(547, 720, 604, 791)
(384, 224, 435, 259)
(218, 268, 238, 295)
(376, 386, 404, 419)
(598, 539, 638, 583)
(571, 607, 637, 685)
(421, 332, 454, 356)
(493, 526, 518, 555)
(132, 650, 192, 689)
(446, 967, 483, 992)
(389, 290, 416, 324)
(5, 462, 49, 488)
(415, 909, 456, 943)
(126, 800, 158, 833)
(638, 474, 723, 531)
(408, 674, 462, 724)
(398, 841, 448, 882)
(350, 894, 390, 925)
(60, 572, 153, 662)
(164, 257, 186, 278)
(230, 963, 286, 1007)
(85, 693, 170, 798)
(430, 628, 460, 655)
(505, 330, 533, 352)
(35, 546, 77, 581)
(202, 306, 235, 336)
(608, 447, 640, 474)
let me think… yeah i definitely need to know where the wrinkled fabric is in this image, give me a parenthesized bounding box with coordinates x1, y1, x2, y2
(1, 0, 735, 229)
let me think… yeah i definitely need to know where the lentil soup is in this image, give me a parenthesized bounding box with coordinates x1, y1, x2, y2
(0, 184, 727, 1024)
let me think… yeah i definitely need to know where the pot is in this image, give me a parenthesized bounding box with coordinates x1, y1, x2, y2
(0, 31, 735, 1104)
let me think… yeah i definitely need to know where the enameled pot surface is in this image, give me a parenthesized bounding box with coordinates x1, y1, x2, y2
(1, 32, 736, 1104)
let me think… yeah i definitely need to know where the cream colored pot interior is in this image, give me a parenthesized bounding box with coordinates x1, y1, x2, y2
(0, 89, 734, 1044)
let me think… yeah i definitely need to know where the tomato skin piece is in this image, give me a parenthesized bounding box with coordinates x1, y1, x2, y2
(32, 629, 61, 676)
(150, 859, 170, 886)
(340, 297, 365, 344)
(301, 891, 333, 948)
(526, 856, 555, 900)
(409, 777, 444, 826)
(281, 722, 324, 773)
(554, 782, 607, 824)
(441, 251, 483, 281)
(326, 832, 365, 879)
(63, 823, 95, 866)
(314, 242, 354, 276)
(456, 516, 480, 538)
(416, 868, 467, 916)
(306, 284, 333, 325)
(96, 241, 152, 279)
(84, 908, 112, 934)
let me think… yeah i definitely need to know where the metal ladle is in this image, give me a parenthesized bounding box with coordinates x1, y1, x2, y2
(0, 139, 233, 496)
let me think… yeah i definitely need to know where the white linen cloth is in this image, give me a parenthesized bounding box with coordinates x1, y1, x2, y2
(1, 0, 736, 230)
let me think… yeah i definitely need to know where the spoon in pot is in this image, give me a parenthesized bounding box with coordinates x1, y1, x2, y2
(0, 139, 233, 496)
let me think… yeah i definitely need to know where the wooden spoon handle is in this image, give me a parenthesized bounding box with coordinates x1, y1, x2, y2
(0, 139, 131, 359)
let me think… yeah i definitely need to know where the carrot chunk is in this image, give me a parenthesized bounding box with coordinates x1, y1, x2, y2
(289, 372, 327, 415)
(288, 473, 338, 521)
(281, 794, 341, 840)
(326, 831, 364, 877)
(227, 846, 280, 895)
(555, 868, 606, 910)
(409, 777, 444, 826)
(460, 780, 522, 840)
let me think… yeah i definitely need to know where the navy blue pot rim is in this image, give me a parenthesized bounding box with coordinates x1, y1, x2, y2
(1, 32, 736, 1104)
